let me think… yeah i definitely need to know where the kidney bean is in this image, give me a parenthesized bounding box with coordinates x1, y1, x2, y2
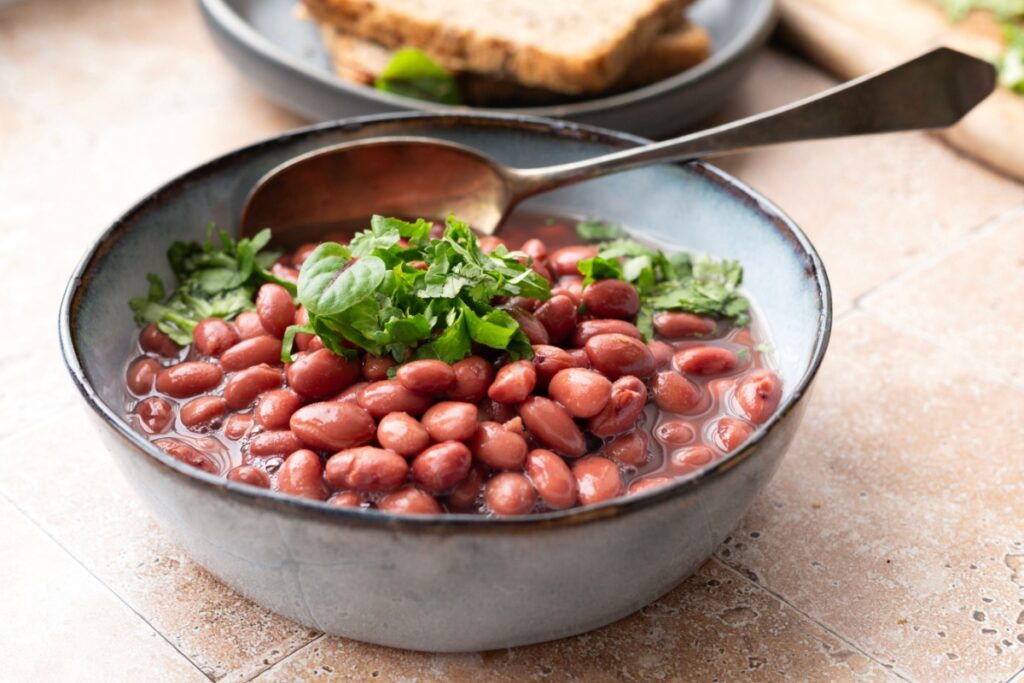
(519, 396, 585, 457)
(327, 491, 362, 507)
(708, 377, 736, 404)
(549, 245, 598, 277)
(469, 421, 528, 469)
(140, 323, 180, 358)
(488, 361, 537, 404)
(585, 333, 655, 379)
(628, 477, 673, 495)
(582, 279, 640, 319)
(234, 311, 268, 340)
(254, 389, 302, 430)
(525, 449, 577, 510)
(668, 445, 717, 475)
(293, 307, 313, 351)
(126, 357, 160, 395)
(485, 472, 537, 516)
(334, 381, 369, 404)
(567, 348, 591, 369)
(521, 238, 548, 262)
(153, 438, 218, 473)
(249, 430, 303, 456)
(223, 365, 283, 410)
(572, 457, 622, 506)
(572, 319, 642, 347)
(325, 447, 408, 492)
(155, 361, 223, 398)
(290, 242, 316, 267)
(270, 263, 299, 284)
(378, 487, 442, 514)
(506, 306, 550, 346)
(653, 312, 716, 338)
(548, 368, 612, 418)
(656, 420, 695, 445)
(376, 412, 430, 457)
(412, 441, 472, 493)
(307, 336, 325, 352)
(735, 369, 783, 424)
(651, 371, 703, 414)
(648, 341, 674, 369)
(227, 465, 271, 488)
(447, 356, 494, 403)
(478, 236, 506, 254)
(554, 277, 584, 305)
(534, 294, 578, 344)
(275, 449, 328, 500)
(421, 401, 478, 442)
(193, 318, 237, 357)
(223, 413, 253, 440)
(714, 417, 755, 452)
(290, 401, 376, 451)
(601, 431, 650, 467)
(136, 397, 174, 433)
(674, 346, 738, 376)
(478, 399, 517, 424)
(445, 465, 486, 510)
(180, 396, 227, 429)
(588, 376, 647, 438)
(502, 296, 542, 312)
(362, 355, 397, 382)
(396, 359, 456, 395)
(531, 345, 575, 389)
(358, 380, 433, 418)
(220, 335, 281, 372)
(255, 284, 295, 338)
(287, 348, 360, 399)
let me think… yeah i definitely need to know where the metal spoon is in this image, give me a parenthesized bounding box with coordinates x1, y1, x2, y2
(240, 47, 995, 239)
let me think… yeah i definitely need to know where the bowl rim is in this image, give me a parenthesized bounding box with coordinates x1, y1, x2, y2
(59, 111, 831, 531)
(197, 0, 779, 119)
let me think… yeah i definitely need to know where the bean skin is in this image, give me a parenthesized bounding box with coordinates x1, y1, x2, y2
(327, 491, 362, 507)
(362, 355, 397, 382)
(358, 380, 434, 418)
(446, 356, 494, 403)
(674, 346, 739, 376)
(194, 318, 238, 357)
(378, 487, 442, 515)
(293, 242, 318, 267)
(588, 376, 648, 438)
(647, 341, 674, 369)
(519, 396, 586, 457)
(478, 236, 506, 254)
(601, 431, 650, 467)
(396, 360, 456, 395)
(469, 421, 528, 469)
(220, 335, 282, 372)
(655, 420, 695, 445)
(256, 284, 295, 338)
(506, 306, 550, 346)
(223, 365, 284, 410)
(627, 477, 673, 495)
(421, 401, 478, 442)
(487, 361, 537, 404)
(713, 417, 755, 452)
(652, 312, 716, 339)
(275, 449, 328, 500)
(136, 397, 174, 433)
(334, 381, 369, 404)
(293, 307, 313, 351)
(254, 389, 303, 430)
(249, 430, 303, 456)
(126, 357, 160, 395)
(223, 413, 253, 440)
(287, 349, 360, 400)
(155, 361, 223, 398)
(325, 447, 408, 492)
(668, 445, 717, 474)
(567, 348, 591, 369)
(585, 333, 655, 379)
(532, 344, 576, 389)
(525, 449, 577, 510)
(478, 399, 517, 424)
(270, 263, 299, 284)
(534, 294, 578, 343)
(153, 438, 217, 474)
(412, 441, 473, 493)
(521, 238, 548, 262)
(376, 412, 430, 457)
(735, 370, 783, 424)
(180, 396, 228, 429)
(290, 401, 376, 451)
(140, 323, 180, 358)
(548, 368, 612, 418)
(227, 465, 271, 488)
(572, 319, 642, 347)
(582, 279, 640, 319)
(554, 277, 584, 305)
(234, 311, 268, 340)
(651, 371, 703, 414)
(572, 457, 622, 506)
(549, 245, 598, 277)
(485, 472, 537, 516)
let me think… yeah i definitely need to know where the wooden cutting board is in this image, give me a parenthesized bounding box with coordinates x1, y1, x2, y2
(778, 0, 1024, 182)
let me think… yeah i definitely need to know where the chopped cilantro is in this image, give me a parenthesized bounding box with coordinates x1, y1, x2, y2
(575, 219, 628, 241)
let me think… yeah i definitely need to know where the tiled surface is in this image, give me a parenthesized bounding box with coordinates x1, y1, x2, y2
(2, 1, 1024, 682)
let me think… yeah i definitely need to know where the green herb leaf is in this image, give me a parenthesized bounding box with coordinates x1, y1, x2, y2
(375, 48, 461, 105)
(575, 219, 628, 241)
(298, 245, 386, 316)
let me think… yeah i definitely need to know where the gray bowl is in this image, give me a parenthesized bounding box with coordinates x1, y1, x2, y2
(59, 112, 830, 652)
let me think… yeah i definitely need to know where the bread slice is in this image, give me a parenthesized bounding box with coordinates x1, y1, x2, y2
(302, 0, 690, 94)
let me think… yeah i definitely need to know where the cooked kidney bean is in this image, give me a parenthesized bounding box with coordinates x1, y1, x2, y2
(502, 295, 541, 312)
(567, 348, 591, 369)
(254, 389, 302, 430)
(327, 491, 362, 507)
(674, 346, 738, 376)
(521, 238, 548, 262)
(412, 441, 472, 493)
(648, 341, 674, 369)
(249, 430, 303, 456)
(469, 421, 528, 469)
(525, 449, 577, 510)
(555, 276, 584, 304)
(572, 319, 642, 347)
(735, 369, 782, 424)
(485, 472, 537, 516)
(531, 345, 575, 389)
(220, 335, 281, 372)
(534, 294, 578, 343)
(223, 413, 253, 440)
(140, 323, 180, 358)
(234, 311, 268, 340)
(572, 457, 622, 506)
(601, 431, 649, 467)
(136, 397, 174, 433)
(547, 368, 612, 418)
(588, 376, 647, 438)
(362, 355, 397, 382)
(334, 381, 369, 403)
(194, 318, 238, 357)
(628, 477, 673, 495)
(270, 263, 299, 283)
(376, 412, 430, 457)
(358, 380, 433, 418)
(519, 396, 585, 457)
(421, 401, 478, 442)
(227, 465, 271, 488)
(446, 465, 486, 510)
(478, 399, 517, 424)
(447, 355, 494, 403)
(668, 445, 717, 474)
(396, 359, 456, 395)
(292, 242, 318, 267)
(653, 311, 717, 338)
(655, 420, 695, 445)
(487, 360, 537, 404)
(585, 333, 655, 379)
(714, 417, 755, 452)
(180, 396, 227, 429)
(255, 284, 295, 338)
(582, 279, 640, 319)
(290, 401, 376, 451)
(378, 487, 442, 514)
(156, 362, 223, 398)
(293, 307, 313, 351)
(478, 236, 506, 254)
(501, 305, 546, 346)
(651, 371, 703, 414)
(287, 348, 360, 399)
(126, 357, 160, 395)
(549, 245, 598, 277)
(223, 365, 283, 410)
(153, 438, 218, 473)
(275, 449, 328, 500)
(325, 447, 408, 492)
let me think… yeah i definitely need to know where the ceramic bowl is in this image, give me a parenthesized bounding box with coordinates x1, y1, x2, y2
(60, 112, 830, 652)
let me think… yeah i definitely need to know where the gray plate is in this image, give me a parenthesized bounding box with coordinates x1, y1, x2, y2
(198, 0, 777, 137)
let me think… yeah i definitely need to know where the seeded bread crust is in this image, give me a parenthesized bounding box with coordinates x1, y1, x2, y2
(303, 0, 689, 94)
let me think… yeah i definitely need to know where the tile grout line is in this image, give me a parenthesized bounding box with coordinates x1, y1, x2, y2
(245, 633, 327, 682)
(711, 556, 915, 683)
(1007, 664, 1024, 683)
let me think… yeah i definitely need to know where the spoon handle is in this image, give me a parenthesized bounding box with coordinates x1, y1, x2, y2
(508, 47, 996, 198)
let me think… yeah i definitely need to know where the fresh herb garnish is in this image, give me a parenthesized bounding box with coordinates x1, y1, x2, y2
(940, 0, 1024, 93)
(374, 48, 461, 105)
(574, 219, 628, 241)
(129, 226, 294, 345)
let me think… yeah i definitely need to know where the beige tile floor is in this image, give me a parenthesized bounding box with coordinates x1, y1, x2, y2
(2, 1, 1023, 681)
